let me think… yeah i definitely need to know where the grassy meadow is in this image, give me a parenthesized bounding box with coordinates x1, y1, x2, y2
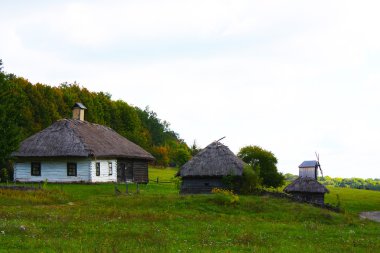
(0, 167, 379, 253)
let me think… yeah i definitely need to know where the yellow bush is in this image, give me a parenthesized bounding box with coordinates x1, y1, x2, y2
(211, 188, 239, 205)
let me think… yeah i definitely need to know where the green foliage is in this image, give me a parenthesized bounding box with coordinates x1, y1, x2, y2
(172, 146, 191, 167)
(0, 63, 189, 169)
(240, 164, 261, 193)
(284, 173, 298, 181)
(0, 168, 8, 182)
(221, 165, 261, 194)
(190, 140, 201, 156)
(320, 176, 380, 191)
(211, 188, 240, 205)
(238, 145, 285, 188)
(42, 179, 48, 190)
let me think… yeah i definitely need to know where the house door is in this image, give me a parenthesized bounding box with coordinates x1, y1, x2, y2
(117, 162, 126, 182)
(126, 162, 133, 181)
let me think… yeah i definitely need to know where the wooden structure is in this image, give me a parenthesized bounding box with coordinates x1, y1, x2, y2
(284, 160, 329, 205)
(178, 141, 244, 194)
(12, 103, 154, 183)
(298, 160, 319, 179)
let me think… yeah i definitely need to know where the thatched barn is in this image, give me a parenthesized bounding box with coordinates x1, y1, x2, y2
(12, 103, 154, 183)
(178, 141, 244, 194)
(284, 177, 329, 205)
(284, 160, 329, 205)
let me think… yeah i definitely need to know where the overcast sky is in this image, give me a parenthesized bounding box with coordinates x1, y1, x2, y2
(1, 0, 379, 178)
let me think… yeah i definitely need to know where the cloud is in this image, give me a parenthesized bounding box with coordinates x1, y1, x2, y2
(0, 0, 380, 178)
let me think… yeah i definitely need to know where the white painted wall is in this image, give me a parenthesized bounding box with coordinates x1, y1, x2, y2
(299, 167, 317, 179)
(14, 159, 92, 182)
(90, 160, 117, 182)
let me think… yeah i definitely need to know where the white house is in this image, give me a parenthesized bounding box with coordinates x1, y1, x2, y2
(12, 103, 154, 183)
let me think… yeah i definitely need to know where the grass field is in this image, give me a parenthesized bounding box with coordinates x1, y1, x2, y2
(0, 167, 379, 252)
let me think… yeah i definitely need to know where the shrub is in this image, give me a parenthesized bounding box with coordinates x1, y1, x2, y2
(0, 168, 8, 183)
(240, 164, 261, 194)
(211, 188, 239, 205)
(222, 165, 261, 194)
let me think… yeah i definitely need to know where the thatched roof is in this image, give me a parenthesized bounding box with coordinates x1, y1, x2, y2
(179, 141, 244, 177)
(12, 119, 154, 160)
(284, 177, 329, 193)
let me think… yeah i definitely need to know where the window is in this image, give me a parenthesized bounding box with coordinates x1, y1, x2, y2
(31, 162, 41, 176)
(108, 162, 112, 175)
(96, 162, 100, 176)
(67, 163, 77, 176)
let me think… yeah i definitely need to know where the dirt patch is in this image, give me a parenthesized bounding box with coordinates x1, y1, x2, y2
(359, 211, 380, 223)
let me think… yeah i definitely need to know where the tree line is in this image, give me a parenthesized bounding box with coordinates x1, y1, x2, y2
(0, 60, 191, 175)
(284, 173, 380, 191)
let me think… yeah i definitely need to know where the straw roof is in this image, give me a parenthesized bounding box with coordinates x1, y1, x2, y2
(179, 141, 244, 177)
(284, 177, 329, 193)
(12, 119, 154, 160)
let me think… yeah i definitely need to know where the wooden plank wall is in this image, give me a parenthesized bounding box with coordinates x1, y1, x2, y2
(299, 167, 317, 179)
(180, 178, 225, 194)
(14, 159, 91, 182)
(90, 160, 117, 183)
(132, 160, 148, 183)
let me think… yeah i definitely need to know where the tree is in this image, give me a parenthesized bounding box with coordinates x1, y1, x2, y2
(190, 140, 201, 156)
(0, 64, 191, 168)
(173, 146, 191, 167)
(151, 146, 170, 167)
(237, 145, 285, 188)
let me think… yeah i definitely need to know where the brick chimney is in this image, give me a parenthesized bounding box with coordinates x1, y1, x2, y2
(72, 102, 87, 121)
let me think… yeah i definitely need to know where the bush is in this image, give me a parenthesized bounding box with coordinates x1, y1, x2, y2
(221, 165, 261, 194)
(0, 168, 8, 182)
(211, 188, 239, 205)
(240, 164, 261, 194)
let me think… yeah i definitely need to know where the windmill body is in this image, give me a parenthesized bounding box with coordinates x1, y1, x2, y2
(298, 160, 319, 179)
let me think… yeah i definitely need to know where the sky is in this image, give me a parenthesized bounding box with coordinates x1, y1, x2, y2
(1, 0, 379, 178)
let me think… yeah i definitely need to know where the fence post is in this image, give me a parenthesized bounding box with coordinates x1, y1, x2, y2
(156, 177, 159, 184)
(114, 183, 119, 195)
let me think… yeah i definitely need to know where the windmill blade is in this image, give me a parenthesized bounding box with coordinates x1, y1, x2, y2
(318, 163, 324, 178)
(315, 152, 324, 179)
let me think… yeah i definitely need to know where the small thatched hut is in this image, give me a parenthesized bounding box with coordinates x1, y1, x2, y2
(284, 177, 329, 205)
(178, 141, 244, 194)
(12, 103, 154, 183)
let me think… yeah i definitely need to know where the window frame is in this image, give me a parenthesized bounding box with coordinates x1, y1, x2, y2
(31, 162, 41, 176)
(67, 163, 77, 177)
(108, 162, 113, 176)
(96, 162, 100, 177)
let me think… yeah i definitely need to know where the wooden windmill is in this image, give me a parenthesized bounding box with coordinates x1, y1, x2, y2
(284, 152, 329, 205)
(298, 152, 324, 180)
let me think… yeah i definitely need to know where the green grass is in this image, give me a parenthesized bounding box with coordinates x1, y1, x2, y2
(0, 168, 379, 252)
